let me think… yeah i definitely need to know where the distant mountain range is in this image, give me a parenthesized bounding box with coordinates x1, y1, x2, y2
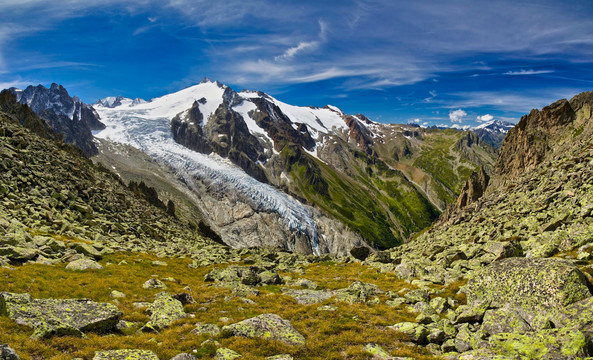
(471, 119, 515, 148)
(7, 80, 499, 254)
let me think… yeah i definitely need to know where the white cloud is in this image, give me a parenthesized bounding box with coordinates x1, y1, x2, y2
(452, 124, 471, 130)
(449, 109, 467, 123)
(275, 41, 319, 61)
(476, 114, 494, 122)
(504, 69, 554, 76)
(412, 118, 421, 123)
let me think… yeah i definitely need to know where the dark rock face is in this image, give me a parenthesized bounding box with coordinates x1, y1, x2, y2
(457, 167, 490, 209)
(344, 114, 374, 154)
(0, 90, 56, 141)
(494, 98, 575, 186)
(171, 89, 269, 183)
(9, 84, 104, 156)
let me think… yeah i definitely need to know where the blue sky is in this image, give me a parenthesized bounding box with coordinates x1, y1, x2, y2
(2, 0, 593, 127)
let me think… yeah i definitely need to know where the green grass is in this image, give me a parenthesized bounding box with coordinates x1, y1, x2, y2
(0, 253, 441, 360)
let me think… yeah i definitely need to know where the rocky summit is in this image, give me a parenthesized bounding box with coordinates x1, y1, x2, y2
(2, 81, 593, 359)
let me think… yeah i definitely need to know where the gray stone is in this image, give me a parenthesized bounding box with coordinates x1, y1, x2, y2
(0, 345, 20, 360)
(191, 322, 220, 336)
(282, 289, 333, 305)
(142, 292, 186, 332)
(93, 350, 159, 360)
(214, 348, 241, 360)
(222, 313, 305, 346)
(0, 292, 121, 339)
(142, 278, 167, 289)
(464, 258, 590, 311)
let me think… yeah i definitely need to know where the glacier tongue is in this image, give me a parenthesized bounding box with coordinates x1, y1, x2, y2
(94, 106, 320, 254)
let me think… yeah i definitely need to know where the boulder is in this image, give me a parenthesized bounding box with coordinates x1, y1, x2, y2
(142, 278, 167, 289)
(71, 243, 102, 259)
(0, 345, 20, 360)
(282, 289, 333, 305)
(222, 313, 305, 346)
(388, 322, 428, 344)
(65, 258, 103, 270)
(191, 322, 221, 336)
(142, 292, 186, 332)
(481, 309, 530, 336)
(0, 292, 121, 339)
(363, 343, 393, 359)
(350, 246, 371, 261)
(464, 258, 590, 311)
(170, 354, 196, 360)
(488, 328, 588, 359)
(335, 281, 383, 304)
(214, 348, 241, 360)
(93, 350, 159, 360)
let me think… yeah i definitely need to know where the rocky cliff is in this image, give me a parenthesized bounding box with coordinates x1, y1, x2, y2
(9, 84, 105, 156)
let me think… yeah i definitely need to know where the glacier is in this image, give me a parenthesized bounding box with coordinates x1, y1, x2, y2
(93, 83, 322, 254)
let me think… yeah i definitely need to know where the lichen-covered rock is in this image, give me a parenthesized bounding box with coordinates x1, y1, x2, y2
(142, 292, 185, 332)
(455, 300, 490, 324)
(488, 327, 588, 359)
(0, 292, 121, 339)
(282, 289, 333, 305)
(142, 278, 167, 289)
(480, 309, 530, 336)
(191, 322, 220, 336)
(265, 355, 293, 360)
(388, 322, 428, 344)
(258, 270, 283, 285)
(93, 349, 159, 360)
(0, 344, 20, 360)
(404, 289, 430, 304)
(350, 246, 370, 261)
(363, 343, 393, 359)
(335, 281, 383, 304)
(71, 243, 102, 259)
(214, 348, 241, 360)
(170, 354, 196, 360)
(222, 313, 305, 346)
(464, 258, 590, 311)
(173, 293, 195, 305)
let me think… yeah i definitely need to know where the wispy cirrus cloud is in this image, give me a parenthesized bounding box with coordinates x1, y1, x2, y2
(504, 69, 554, 76)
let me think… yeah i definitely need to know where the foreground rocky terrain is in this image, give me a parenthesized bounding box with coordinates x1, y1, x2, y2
(3, 86, 593, 359)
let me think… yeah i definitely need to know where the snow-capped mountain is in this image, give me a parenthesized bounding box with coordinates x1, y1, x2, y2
(6, 80, 496, 254)
(9, 84, 104, 156)
(92, 79, 496, 253)
(472, 120, 515, 148)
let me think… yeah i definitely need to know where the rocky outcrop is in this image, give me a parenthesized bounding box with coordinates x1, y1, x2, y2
(0, 345, 20, 360)
(0, 292, 122, 339)
(141, 292, 186, 332)
(10, 84, 104, 156)
(464, 258, 590, 311)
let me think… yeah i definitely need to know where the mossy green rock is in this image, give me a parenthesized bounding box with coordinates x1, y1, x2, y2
(214, 348, 241, 359)
(465, 258, 590, 311)
(335, 281, 383, 304)
(282, 289, 333, 305)
(93, 349, 159, 360)
(481, 309, 531, 336)
(0, 292, 121, 338)
(190, 322, 220, 336)
(142, 292, 185, 331)
(389, 322, 428, 344)
(222, 313, 305, 347)
(488, 327, 588, 359)
(65, 258, 103, 270)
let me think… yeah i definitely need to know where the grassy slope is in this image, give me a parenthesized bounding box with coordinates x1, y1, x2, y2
(0, 252, 439, 360)
(283, 127, 495, 249)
